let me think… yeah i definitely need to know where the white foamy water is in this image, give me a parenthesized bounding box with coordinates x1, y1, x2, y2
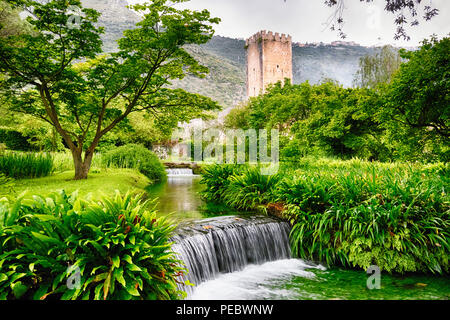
(172, 217, 293, 296)
(190, 259, 326, 300)
(166, 168, 194, 176)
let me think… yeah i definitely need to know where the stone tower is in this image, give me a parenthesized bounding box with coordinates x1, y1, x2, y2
(246, 30, 293, 98)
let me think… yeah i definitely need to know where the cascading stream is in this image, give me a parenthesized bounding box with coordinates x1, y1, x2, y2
(171, 216, 292, 297)
(166, 168, 194, 176)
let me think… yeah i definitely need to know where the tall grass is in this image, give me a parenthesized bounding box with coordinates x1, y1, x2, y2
(52, 152, 103, 173)
(0, 147, 157, 181)
(0, 152, 53, 179)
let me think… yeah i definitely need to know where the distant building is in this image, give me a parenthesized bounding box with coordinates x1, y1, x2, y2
(245, 30, 293, 97)
(331, 40, 360, 46)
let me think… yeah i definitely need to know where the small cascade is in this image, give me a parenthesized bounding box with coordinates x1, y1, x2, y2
(166, 168, 194, 176)
(171, 216, 292, 297)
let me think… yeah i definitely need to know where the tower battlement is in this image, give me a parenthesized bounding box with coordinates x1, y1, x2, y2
(245, 30, 292, 46)
(246, 30, 293, 98)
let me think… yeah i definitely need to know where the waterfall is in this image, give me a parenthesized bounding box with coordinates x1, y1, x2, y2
(166, 168, 194, 176)
(171, 216, 292, 297)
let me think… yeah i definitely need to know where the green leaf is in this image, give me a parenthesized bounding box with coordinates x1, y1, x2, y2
(33, 283, 50, 300)
(125, 282, 140, 297)
(90, 265, 105, 275)
(94, 283, 103, 300)
(11, 281, 29, 299)
(126, 264, 142, 272)
(123, 254, 133, 264)
(34, 214, 58, 222)
(114, 268, 126, 288)
(112, 255, 120, 269)
(93, 273, 108, 283)
(31, 232, 61, 245)
(103, 271, 112, 300)
(60, 289, 75, 301)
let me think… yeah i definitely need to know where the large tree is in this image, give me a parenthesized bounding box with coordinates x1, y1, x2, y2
(383, 35, 449, 140)
(0, 0, 220, 179)
(353, 45, 402, 88)
(0, 0, 30, 37)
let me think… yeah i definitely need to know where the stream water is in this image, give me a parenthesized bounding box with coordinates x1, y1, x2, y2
(146, 171, 450, 300)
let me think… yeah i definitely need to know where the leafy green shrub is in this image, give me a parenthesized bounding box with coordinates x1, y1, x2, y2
(200, 160, 449, 274)
(0, 152, 53, 179)
(199, 164, 242, 202)
(0, 191, 186, 300)
(102, 144, 166, 182)
(0, 129, 34, 152)
(224, 167, 281, 211)
(281, 162, 449, 274)
(275, 175, 336, 214)
(200, 165, 280, 211)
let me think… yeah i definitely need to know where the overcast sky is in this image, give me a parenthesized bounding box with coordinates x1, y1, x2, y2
(128, 0, 449, 47)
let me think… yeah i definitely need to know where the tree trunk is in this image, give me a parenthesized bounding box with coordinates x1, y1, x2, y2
(72, 149, 94, 180)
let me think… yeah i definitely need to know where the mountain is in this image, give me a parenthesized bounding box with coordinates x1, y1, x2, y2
(81, 0, 380, 108)
(292, 43, 377, 87)
(170, 44, 246, 108)
(81, 0, 139, 53)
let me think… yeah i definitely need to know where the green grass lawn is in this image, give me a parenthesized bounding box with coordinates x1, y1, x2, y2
(0, 168, 152, 199)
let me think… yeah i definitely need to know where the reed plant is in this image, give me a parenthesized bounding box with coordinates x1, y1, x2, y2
(0, 152, 53, 179)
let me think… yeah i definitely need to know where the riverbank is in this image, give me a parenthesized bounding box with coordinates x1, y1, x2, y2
(198, 159, 449, 275)
(1, 161, 448, 300)
(0, 168, 152, 199)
